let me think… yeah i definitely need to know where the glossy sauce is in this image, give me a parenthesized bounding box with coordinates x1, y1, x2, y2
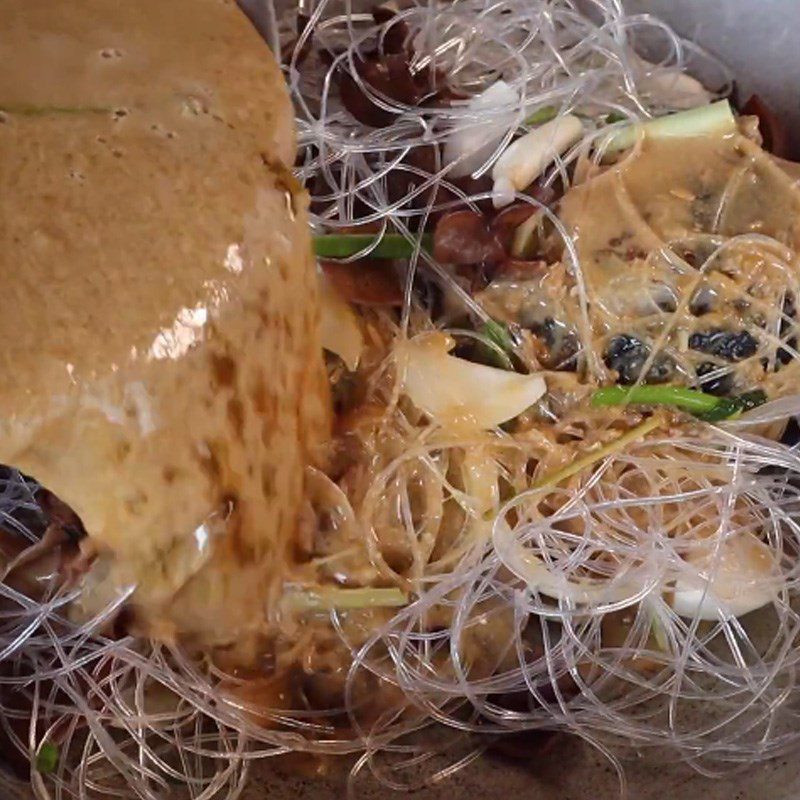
(0, 0, 331, 662)
(480, 125, 800, 394)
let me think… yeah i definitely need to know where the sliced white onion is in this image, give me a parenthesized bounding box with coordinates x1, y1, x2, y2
(492, 519, 647, 613)
(491, 114, 584, 208)
(634, 52, 711, 110)
(318, 269, 363, 371)
(643, 70, 711, 109)
(491, 176, 516, 210)
(672, 533, 779, 620)
(443, 80, 517, 178)
(520, 552, 644, 607)
(396, 333, 546, 430)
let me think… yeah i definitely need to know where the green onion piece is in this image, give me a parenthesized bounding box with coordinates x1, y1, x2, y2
(604, 111, 628, 124)
(0, 104, 110, 116)
(736, 389, 768, 413)
(695, 389, 767, 422)
(601, 100, 736, 154)
(483, 319, 514, 352)
(533, 416, 661, 491)
(693, 398, 738, 422)
(35, 742, 59, 774)
(524, 106, 558, 126)
(476, 320, 515, 371)
(591, 385, 721, 414)
(284, 587, 408, 613)
(314, 233, 433, 260)
(591, 385, 767, 421)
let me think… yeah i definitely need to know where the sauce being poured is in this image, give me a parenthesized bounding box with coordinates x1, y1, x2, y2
(0, 0, 331, 663)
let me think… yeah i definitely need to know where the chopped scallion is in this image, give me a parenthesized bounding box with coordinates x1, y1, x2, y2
(590, 385, 766, 421)
(483, 319, 513, 351)
(314, 233, 433, 260)
(35, 742, 59, 774)
(696, 389, 767, 422)
(524, 106, 558, 126)
(601, 100, 736, 154)
(479, 319, 516, 370)
(592, 385, 719, 414)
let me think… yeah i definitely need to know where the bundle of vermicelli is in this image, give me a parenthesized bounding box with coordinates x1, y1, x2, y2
(289, 0, 731, 232)
(282, 0, 800, 782)
(310, 408, 800, 783)
(5, 1, 800, 799)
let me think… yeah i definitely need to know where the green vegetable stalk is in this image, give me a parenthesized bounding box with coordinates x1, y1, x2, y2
(591, 385, 766, 422)
(35, 742, 59, 774)
(601, 99, 737, 154)
(524, 106, 558, 126)
(604, 111, 628, 124)
(314, 233, 433, 260)
(533, 416, 661, 490)
(479, 319, 516, 370)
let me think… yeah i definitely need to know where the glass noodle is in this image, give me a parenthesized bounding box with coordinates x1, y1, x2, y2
(5, 3, 800, 800)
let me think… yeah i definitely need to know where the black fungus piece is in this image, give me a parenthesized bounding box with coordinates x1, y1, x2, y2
(654, 290, 677, 314)
(604, 334, 673, 385)
(536, 317, 559, 348)
(688, 328, 758, 362)
(688, 288, 714, 316)
(696, 361, 733, 396)
(533, 317, 578, 372)
(690, 192, 716, 232)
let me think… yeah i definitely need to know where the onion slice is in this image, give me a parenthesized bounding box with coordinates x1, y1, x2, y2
(672, 532, 779, 620)
(318, 269, 364, 371)
(491, 114, 583, 208)
(443, 80, 518, 178)
(396, 332, 546, 430)
(492, 518, 649, 613)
